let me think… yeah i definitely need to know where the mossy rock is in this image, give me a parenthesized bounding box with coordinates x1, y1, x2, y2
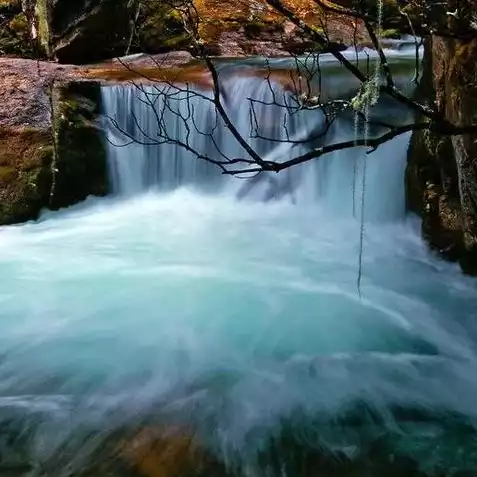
(0, 127, 53, 225)
(0, 81, 108, 226)
(337, 0, 409, 31)
(407, 27, 477, 275)
(0, 165, 17, 183)
(243, 19, 284, 38)
(35, 0, 135, 63)
(50, 81, 108, 209)
(0, 3, 38, 58)
(133, 1, 191, 54)
(380, 28, 401, 39)
(32, 0, 190, 63)
(0, 0, 20, 14)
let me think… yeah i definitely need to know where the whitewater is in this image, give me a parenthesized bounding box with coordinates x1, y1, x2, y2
(0, 48, 476, 475)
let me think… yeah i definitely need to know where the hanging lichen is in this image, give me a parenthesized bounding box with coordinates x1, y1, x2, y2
(355, 0, 383, 295)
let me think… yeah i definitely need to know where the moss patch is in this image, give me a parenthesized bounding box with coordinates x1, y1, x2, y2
(0, 81, 108, 226)
(0, 127, 53, 225)
(0, 0, 38, 58)
(380, 28, 400, 39)
(50, 81, 108, 210)
(34, 0, 50, 54)
(134, 2, 190, 54)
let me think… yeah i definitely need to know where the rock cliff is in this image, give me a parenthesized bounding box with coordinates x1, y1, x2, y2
(24, 0, 379, 63)
(407, 0, 477, 273)
(0, 58, 108, 225)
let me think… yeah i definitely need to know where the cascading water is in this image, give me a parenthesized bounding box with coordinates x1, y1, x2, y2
(101, 75, 316, 200)
(0, 49, 476, 476)
(101, 55, 412, 221)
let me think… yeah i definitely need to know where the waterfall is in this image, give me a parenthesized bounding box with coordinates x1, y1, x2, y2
(101, 76, 315, 198)
(4, 44, 477, 477)
(101, 59, 413, 222)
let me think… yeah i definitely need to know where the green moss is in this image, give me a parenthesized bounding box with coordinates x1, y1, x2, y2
(0, 166, 17, 184)
(8, 12, 28, 33)
(0, 127, 53, 225)
(49, 81, 108, 210)
(310, 25, 324, 34)
(0, 0, 20, 13)
(35, 0, 50, 54)
(134, 2, 190, 54)
(0, 7, 38, 57)
(380, 28, 400, 39)
(161, 32, 191, 50)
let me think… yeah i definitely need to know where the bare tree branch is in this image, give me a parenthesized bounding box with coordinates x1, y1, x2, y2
(105, 0, 477, 177)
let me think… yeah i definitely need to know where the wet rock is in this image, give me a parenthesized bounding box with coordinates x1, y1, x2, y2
(407, 2, 477, 275)
(0, 418, 35, 476)
(119, 426, 228, 477)
(44, 425, 232, 477)
(50, 80, 108, 210)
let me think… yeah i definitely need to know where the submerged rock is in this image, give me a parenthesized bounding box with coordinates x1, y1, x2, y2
(41, 425, 231, 477)
(119, 426, 228, 477)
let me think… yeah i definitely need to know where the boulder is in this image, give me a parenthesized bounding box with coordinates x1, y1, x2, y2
(133, 0, 190, 54)
(34, 0, 135, 64)
(0, 73, 108, 226)
(29, 0, 190, 64)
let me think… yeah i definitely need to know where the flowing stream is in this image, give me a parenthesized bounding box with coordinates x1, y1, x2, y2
(0, 48, 477, 475)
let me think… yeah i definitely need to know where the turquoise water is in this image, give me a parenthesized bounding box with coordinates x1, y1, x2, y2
(1, 50, 477, 474)
(0, 190, 477, 473)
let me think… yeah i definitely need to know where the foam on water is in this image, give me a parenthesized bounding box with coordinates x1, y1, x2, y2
(0, 191, 477, 469)
(0, 51, 476, 473)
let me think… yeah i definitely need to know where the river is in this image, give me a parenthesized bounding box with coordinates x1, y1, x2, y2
(0, 45, 476, 476)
